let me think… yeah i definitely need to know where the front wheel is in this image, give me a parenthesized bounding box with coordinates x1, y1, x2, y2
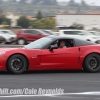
(7, 54, 27, 74)
(17, 39, 26, 45)
(83, 53, 100, 73)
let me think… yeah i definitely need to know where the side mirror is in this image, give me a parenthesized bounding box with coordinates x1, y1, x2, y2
(49, 46, 58, 51)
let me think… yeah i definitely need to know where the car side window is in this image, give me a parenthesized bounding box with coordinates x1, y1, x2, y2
(48, 39, 75, 49)
(72, 31, 82, 35)
(24, 30, 39, 34)
(1, 31, 8, 33)
(64, 31, 82, 35)
(32, 30, 40, 34)
(24, 30, 32, 34)
(64, 31, 72, 35)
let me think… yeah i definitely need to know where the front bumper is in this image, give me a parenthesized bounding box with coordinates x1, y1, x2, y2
(6, 37, 16, 43)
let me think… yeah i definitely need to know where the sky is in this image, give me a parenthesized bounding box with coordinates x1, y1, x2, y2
(57, 0, 100, 6)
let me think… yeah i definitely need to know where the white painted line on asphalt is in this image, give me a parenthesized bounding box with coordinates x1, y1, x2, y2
(0, 92, 100, 98)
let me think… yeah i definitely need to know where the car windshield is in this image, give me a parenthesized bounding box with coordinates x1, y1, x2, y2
(1, 31, 15, 35)
(24, 37, 53, 49)
(90, 32, 100, 36)
(43, 30, 54, 35)
(81, 31, 93, 35)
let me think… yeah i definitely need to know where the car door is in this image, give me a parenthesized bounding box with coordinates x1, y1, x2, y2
(31, 30, 44, 40)
(24, 30, 42, 42)
(23, 30, 34, 41)
(40, 47, 80, 70)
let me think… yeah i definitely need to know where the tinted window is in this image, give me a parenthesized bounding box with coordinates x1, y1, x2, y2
(24, 30, 39, 34)
(64, 31, 82, 35)
(64, 31, 72, 34)
(1, 31, 14, 35)
(72, 31, 82, 35)
(77, 39, 96, 46)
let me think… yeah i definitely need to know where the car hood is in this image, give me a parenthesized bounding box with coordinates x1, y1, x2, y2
(0, 48, 41, 52)
(0, 34, 16, 38)
(0, 48, 20, 52)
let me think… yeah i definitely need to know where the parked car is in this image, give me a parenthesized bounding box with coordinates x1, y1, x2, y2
(0, 36, 6, 44)
(53, 32, 59, 35)
(59, 29, 100, 44)
(42, 30, 54, 35)
(17, 29, 48, 45)
(0, 30, 16, 44)
(89, 31, 100, 36)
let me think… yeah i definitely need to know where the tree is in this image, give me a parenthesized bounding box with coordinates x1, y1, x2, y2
(71, 23, 84, 30)
(0, 16, 11, 25)
(81, 0, 88, 7)
(32, 20, 44, 29)
(17, 16, 30, 28)
(32, 0, 57, 5)
(2, 21, 7, 25)
(31, 17, 56, 29)
(0, 9, 3, 16)
(36, 11, 43, 20)
(43, 18, 56, 29)
(68, 0, 75, 6)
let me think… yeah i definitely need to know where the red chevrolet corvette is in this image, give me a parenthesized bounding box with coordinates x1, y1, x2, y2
(0, 36, 100, 74)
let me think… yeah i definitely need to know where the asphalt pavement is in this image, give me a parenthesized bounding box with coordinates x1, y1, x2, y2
(0, 45, 99, 100)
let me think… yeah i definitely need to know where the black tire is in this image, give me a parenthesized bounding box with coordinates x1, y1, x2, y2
(0, 39, 6, 44)
(83, 53, 100, 73)
(7, 54, 27, 74)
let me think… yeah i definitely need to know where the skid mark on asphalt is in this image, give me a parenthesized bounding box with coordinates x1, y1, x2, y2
(0, 92, 100, 98)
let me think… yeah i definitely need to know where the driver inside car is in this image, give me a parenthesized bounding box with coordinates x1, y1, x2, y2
(59, 41, 67, 48)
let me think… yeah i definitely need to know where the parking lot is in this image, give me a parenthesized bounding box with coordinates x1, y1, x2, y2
(0, 70, 100, 100)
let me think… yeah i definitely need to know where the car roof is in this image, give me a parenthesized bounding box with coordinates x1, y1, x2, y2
(47, 35, 95, 45)
(59, 29, 86, 31)
(47, 35, 74, 39)
(22, 29, 40, 31)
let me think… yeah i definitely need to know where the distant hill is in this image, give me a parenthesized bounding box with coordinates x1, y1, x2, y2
(33, 0, 58, 5)
(18, 0, 58, 5)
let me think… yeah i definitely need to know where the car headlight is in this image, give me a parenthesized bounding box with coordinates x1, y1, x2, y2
(0, 51, 6, 56)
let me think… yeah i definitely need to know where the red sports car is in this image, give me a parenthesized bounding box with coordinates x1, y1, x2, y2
(0, 36, 100, 74)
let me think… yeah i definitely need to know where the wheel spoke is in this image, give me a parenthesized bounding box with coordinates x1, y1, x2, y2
(11, 58, 23, 71)
(89, 57, 98, 69)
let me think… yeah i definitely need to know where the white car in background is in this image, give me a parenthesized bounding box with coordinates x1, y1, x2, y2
(0, 30, 16, 44)
(42, 30, 55, 35)
(59, 29, 100, 44)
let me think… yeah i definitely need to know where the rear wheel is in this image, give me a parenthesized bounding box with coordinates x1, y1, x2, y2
(7, 54, 27, 74)
(83, 53, 100, 73)
(17, 39, 26, 45)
